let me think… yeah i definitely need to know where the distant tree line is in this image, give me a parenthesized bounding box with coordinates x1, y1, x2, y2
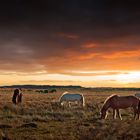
(35, 89, 57, 93)
(1, 85, 82, 89)
(83, 87, 140, 91)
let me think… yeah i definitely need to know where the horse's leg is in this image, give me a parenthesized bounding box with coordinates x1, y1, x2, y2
(113, 109, 116, 119)
(78, 101, 81, 107)
(68, 102, 71, 108)
(16, 94, 19, 105)
(133, 107, 137, 120)
(117, 109, 122, 120)
(136, 111, 140, 120)
(137, 112, 140, 120)
(137, 101, 140, 120)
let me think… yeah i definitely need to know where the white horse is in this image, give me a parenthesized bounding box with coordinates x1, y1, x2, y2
(59, 92, 85, 107)
(135, 93, 140, 98)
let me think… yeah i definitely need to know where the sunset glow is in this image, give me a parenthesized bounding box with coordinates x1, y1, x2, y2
(0, 70, 140, 87)
(0, 1, 140, 87)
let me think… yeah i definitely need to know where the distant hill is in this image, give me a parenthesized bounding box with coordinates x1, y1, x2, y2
(0, 85, 82, 89)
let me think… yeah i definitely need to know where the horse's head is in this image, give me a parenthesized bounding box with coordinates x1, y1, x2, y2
(100, 108, 108, 119)
(60, 102, 64, 106)
(100, 96, 113, 119)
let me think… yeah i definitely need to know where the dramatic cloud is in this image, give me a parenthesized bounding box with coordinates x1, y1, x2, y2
(0, 0, 140, 86)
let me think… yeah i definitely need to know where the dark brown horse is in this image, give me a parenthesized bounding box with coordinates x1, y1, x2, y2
(12, 89, 19, 105)
(101, 94, 140, 120)
(12, 88, 23, 105)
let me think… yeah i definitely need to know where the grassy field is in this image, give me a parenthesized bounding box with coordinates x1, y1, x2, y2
(0, 88, 140, 140)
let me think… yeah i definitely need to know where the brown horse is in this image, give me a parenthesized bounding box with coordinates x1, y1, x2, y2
(101, 94, 140, 120)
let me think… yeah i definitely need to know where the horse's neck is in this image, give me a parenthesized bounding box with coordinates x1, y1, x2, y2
(103, 101, 110, 111)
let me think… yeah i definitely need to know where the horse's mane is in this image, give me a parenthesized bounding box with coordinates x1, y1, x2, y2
(59, 91, 69, 101)
(103, 94, 118, 105)
(62, 91, 69, 96)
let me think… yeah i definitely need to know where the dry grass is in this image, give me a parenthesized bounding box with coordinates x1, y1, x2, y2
(0, 88, 140, 140)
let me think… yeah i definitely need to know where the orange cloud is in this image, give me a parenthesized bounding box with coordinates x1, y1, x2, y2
(102, 50, 140, 59)
(78, 53, 99, 60)
(82, 43, 97, 48)
(60, 71, 129, 76)
(1, 35, 140, 76)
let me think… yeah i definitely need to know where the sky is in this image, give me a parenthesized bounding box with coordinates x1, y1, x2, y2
(0, 0, 140, 87)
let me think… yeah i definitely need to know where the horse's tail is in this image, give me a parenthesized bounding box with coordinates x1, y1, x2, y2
(81, 94, 85, 107)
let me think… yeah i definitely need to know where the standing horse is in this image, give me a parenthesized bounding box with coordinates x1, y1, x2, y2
(100, 94, 140, 120)
(12, 88, 23, 105)
(59, 92, 85, 107)
(12, 89, 19, 105)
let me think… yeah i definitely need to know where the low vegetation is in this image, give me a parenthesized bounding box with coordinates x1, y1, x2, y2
(0, 88, 140, 140)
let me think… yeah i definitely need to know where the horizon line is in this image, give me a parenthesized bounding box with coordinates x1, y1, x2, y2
(1, 84, 140, 89)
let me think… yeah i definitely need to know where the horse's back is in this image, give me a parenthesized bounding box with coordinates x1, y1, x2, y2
(114, 95, 139, 108)
(61, 93, 82, 101)
(135, 93, 140, 98)
(119, 95, 139, 101)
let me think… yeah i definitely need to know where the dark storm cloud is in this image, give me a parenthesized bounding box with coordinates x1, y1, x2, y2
(0, 0, 140, 36)
(0, 0, 140, 72)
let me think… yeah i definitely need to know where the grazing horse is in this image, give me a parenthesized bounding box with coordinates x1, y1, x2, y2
(59, 92, 85, 107)
(100, 94, 140, 120)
